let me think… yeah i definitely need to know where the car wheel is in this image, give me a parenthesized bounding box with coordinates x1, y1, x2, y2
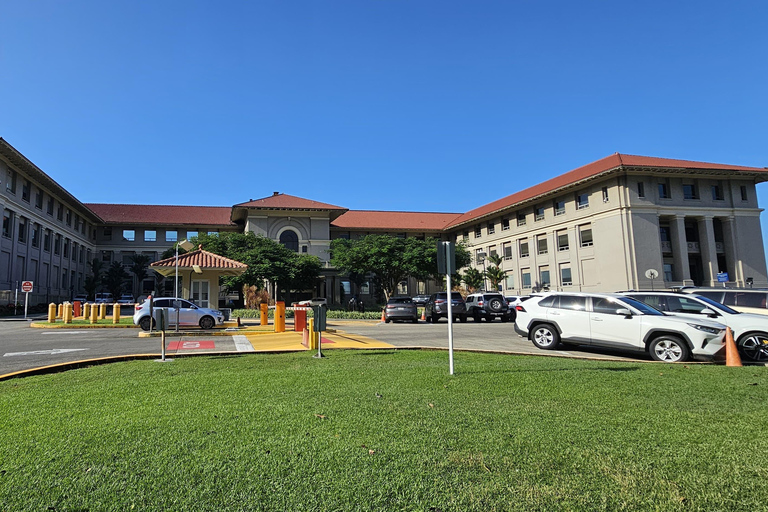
(737, 332, 768, 362)
(412, 317, 419, 323)
(484, 316, 493, 322)
(460, 315, 467, 323)
(473, 312, 480, 322)
(500, 316, 509, 323)
(431, 313, 440, 323)
(138, 316, 153, 331)
(649, 335, 690, 362)
(488, 298, 503, 312)
(531, 324, 559, 350)
(199, 316, 215, 330)
(385, 317, 391, 323)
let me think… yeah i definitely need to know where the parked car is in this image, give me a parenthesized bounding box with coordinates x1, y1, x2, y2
(133, 297, 225, 331)
(72, 294, 88, 305)
(412, 295, 431, 306)
(117, 294, 135, 304)
(465, 292, 514, 322)
(622, 291, 768, 362)
(514, 292, 726, 362)
(297, 298, 328, 307)
(678, 287, 768, 316)
(94, 293, 114, 304)
(425, 292, 467, 323)
(384, 296, 419, 323)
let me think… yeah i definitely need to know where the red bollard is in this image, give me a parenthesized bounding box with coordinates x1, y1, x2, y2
(294, 308, 307, 332)
(73, 301, 82, 318)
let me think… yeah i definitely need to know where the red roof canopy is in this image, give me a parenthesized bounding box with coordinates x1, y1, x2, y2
(86, 203, 235, 227)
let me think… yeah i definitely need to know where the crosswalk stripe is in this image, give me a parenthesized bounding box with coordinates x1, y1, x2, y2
(233, 335, 255, 352)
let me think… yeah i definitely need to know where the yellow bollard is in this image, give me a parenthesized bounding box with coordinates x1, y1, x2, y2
(308, 318, 318, 349)
(48, 303, 57, 323)
(260, 302, 268, 326)
(113, 303, 121, 324)
(83, 303, 91, 320)
(275, 301, 285, 332)
(63, 303, 73, 324)
(90, 303, 98, 324)
(99, 303, 106, 320)
(57, 303, 63, 319)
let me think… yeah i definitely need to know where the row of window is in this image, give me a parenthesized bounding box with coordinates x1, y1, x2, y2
(465, 190, 599, 241)
(637, 179, 748, 202)
(474, 225, 594, 263)
(103, 227, 216, 242)
(5, 167, 94, 238)
(3, 209, 92, 263)
(517, 263, 573, 289)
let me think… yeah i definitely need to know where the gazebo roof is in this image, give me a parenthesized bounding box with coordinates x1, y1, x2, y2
(150, 246, 248, 277)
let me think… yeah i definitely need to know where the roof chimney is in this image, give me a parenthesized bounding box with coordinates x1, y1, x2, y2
(273, 191, 280, 196)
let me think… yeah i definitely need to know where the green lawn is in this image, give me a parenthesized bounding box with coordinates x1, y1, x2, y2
(1, 351, 766, 511)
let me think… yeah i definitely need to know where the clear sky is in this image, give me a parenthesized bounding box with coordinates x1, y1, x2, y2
(1, 1, 766, 218)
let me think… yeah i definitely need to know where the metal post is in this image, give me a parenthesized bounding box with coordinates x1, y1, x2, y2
(24, 291, 29, 320)
(446, 244, 454, 376)
(174, 243, 179, 299)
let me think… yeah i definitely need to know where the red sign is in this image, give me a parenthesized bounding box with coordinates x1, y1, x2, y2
(21, 281, 33, 293)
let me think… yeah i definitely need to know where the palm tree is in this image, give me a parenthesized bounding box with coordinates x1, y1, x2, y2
(485, 253, 507, 291)
(462, 267, 484, 293)
(129, 254, 152, 297)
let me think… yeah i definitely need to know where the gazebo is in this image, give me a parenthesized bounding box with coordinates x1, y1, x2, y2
(150, 246, 248, 308)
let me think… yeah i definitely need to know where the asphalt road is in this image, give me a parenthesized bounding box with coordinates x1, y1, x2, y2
(0, 316, 649, 377)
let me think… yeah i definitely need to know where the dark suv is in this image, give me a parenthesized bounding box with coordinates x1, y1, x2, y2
(425, 292, 467, 323)
(465, 293, 514, 322)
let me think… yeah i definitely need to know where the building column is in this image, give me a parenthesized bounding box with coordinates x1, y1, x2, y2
(697, 215, 719, 285)
(668, 215, 690, 283)
(720, 216, 740, 285)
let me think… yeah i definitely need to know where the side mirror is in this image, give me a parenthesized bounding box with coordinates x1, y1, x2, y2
(701, 308, 717, 317)
(616, 308, 632, 317)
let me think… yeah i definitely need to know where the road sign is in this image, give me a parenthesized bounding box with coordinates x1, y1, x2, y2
(21, 281, 33, 293)
(717, 272, 729, 283)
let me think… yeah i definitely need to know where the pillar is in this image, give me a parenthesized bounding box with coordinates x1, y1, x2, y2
(721, 216, 740, 284)
(697, 216, 719, 284)
(668, 215, 690, 283)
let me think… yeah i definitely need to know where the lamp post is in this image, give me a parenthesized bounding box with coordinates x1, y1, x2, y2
(477, 251, 487, 292)
(174, 239, 195, 299)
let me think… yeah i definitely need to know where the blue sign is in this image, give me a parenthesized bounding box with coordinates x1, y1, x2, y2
(717, 272, 729, 283)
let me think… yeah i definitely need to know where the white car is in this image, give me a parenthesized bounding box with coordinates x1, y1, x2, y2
(117, 294, 135, 304)
(94, 293, 114, 304)
(297, 298, 327, 307)
(133, 297, 225, 331)
(622, 292, 768, 362)
(514, 292, 726, 362)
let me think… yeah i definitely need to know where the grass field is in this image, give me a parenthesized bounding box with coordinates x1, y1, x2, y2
(0, 351, 766, 511)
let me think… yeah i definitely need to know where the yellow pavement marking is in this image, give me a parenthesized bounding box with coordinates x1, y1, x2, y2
(243, 331, 393, 351)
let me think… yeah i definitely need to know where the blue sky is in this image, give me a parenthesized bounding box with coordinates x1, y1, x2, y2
(1, 0, 767, 220)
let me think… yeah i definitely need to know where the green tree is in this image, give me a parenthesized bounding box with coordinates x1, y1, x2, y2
(84, 258, 104, 300)
(462, 267, 484, 293)
(485, 253, 507, 291)
(129, 254, 152, 296)
(103, 261, 129, 300)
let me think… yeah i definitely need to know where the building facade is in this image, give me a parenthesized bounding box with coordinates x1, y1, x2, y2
(2, 138, 767, 307)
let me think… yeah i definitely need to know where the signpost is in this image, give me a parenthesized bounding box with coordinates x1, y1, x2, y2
(21, 281, 33, 319)
(717, 272, 729, 287)
(437, 241, 456, 375)
(644, 269, 658, 291)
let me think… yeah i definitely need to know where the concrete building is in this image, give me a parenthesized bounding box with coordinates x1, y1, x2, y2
(2, 137, 767, 306)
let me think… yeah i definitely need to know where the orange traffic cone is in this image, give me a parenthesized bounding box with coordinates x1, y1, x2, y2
(420, 308, 426, 321)
(381, 309, 386, 322)
(725, 327, 743, 367)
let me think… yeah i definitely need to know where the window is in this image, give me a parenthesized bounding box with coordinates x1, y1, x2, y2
(682, 182, 698, 200)
(602, 187, 609, 203)
(5, 168, 16, 193)
(558, 295, 584, 310)
(280, 230, 299, 252)
(122, 252, 134, 265)
(104, 227, 112, 241)
(519, 240, 529, 258)
(102, 251, 112, 263)
(65, 209, 72, 226)
(557, 231, 569, 251)
(474, 226, 482, 238)
(517, 212, 527, 226)
(22, 179, 31, 202)
(47, 197, 54, 215)
(560, 265, 573, 286)
(501, 217, 510, 230)
(57, 204, 63, 221)
(35, 188, 44, 209)
(64, 238, 71, 258)
(658, 180, 671, 199)
(207, 231, 218, 236)
(592, 297, 625, 315)
(73, 242, 78, 262)
(166, 230, 178, 242)
(123, 230, 135, 242)
(554, 199, 566, 216)
(711, 184, 724, 201)
(535, 206, 545, 221)
(741, 186, 748, 201)
(637, 182, 645, 198)
(487, 222, 495, 235)
(502, 242, 513, 260)
(18, 218, 26, 243)
(539, 267, 550, 287)
(44, 229, 51, 252)
(62, 270, 68, 289)
(522, 269, 531, 288)
(579, 225, 593, 247)
(489, 245, 498, 258)
(576, 192, 589, 209)
(2, 209, 11, 238)
(54, 234, 61, 255)
(144, 230, 156, 242)
(32, 223, 40, 248)
(659, 226, 670, 242)
(505, 275, 515, 289)
(663, 263, 673, 282)
(186, 231, 198, 240)
(537, 235, 548, 255)
(74, 214, 80, 232)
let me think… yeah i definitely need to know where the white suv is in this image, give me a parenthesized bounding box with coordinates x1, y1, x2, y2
(514, 292, 726, 362)
(622, 292, 768, 362)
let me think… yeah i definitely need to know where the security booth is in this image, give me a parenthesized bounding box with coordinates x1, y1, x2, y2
(149, 246, 248, 306)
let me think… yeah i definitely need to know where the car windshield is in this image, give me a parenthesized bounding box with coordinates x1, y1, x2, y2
(388, 298, 413, 304)
(617, 296, 664, 315)
(695, 295, 739, 314)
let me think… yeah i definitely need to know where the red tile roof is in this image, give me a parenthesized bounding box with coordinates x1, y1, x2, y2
(151, 247, 248, 270)
(234, 193, 347, 211)
(85, 204, 236, 227)
(332, 210, 462, 231)
(446, 153, 768, 229)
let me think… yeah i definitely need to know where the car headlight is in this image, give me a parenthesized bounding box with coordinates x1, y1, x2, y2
(687, 323, 722, 335)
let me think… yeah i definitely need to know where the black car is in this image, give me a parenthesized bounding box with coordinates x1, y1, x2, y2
(412, 294, 430, 306)
(425, 292, 467, 323)
(465, 293, 514, 322)
(384, 296, 419, 323)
